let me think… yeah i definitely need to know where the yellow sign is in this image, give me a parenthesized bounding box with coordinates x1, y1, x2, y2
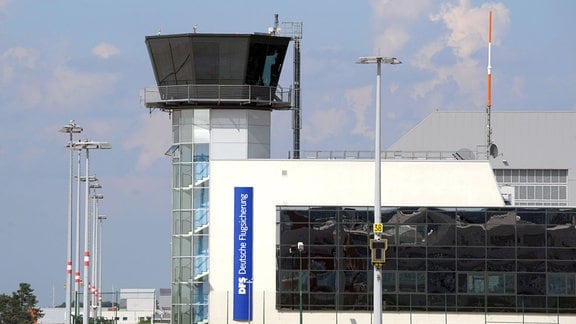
(373, 223, 383, 233)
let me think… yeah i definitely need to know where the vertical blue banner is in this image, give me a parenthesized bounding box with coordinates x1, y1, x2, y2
(233, 187, 253, 321)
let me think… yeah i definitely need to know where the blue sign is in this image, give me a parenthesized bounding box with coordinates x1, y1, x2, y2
(233, 187, 253, 321)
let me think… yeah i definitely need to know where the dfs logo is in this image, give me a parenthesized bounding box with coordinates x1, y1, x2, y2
(238, 277, 248, 294)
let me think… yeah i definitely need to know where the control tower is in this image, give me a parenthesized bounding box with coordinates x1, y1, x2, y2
(141, 33, 292, 323)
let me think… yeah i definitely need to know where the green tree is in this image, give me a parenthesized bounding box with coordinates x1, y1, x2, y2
(0, 282, 43, 323)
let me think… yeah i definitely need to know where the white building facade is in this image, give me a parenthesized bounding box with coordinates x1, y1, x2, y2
(207, 160, 576, 323)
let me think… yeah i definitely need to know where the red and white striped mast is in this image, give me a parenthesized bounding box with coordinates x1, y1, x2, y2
(486, 10, 494, 158)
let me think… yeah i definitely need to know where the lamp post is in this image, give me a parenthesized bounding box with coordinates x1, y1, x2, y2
(79, 175, 100, 320)
(69, 140, 111, 324)
(59, 120, 83, 324)
(356, 56, 401, 324)
(74, 151, 83, 307)
(97, 214, 107, 319)
(77, 174, 98, 309)
(297, 241, 304, 324)
(92, 193, 104, 319)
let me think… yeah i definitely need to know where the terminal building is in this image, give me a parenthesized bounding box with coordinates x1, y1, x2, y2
(141, 30, 576, 324)
(388, 111, 576, 207)
(41, 289, 164, 324)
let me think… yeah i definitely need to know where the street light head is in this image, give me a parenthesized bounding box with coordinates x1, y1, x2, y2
(84, 142, 111, 150)
(356, 56, 402, 65)
(96, 142, 112, 150)
(59, 120, 83, 134)
(79, 175, 98, 182)
(90, 182, 102, 189)
(70, 140, 112, 150)
(59, 125, 83, 134)
(297, 241, 304, 252)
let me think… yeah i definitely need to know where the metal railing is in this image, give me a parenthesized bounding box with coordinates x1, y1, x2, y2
(294, 150, 481, 160)
(140, 84, 292, 108)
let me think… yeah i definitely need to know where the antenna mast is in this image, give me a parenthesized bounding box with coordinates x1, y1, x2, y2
(486, 10, 493, 158)
(290, 23, 302, 159)
(272, 15, 303, 159)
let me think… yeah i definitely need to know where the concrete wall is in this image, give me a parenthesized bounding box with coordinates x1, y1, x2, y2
(210, 109, 271, 160)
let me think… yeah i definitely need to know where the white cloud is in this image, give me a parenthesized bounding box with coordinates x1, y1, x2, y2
(44, 65, 119, 107)
(0, 0, 13, 11)
(0, 43, 121, 111)
(302, 106, 348, 144)
(345, 85, 373, 138)
(450, 57, 481, 96)
(123, 113, 172, 171)
(368, 0, 512, 111)
(372, 26, 410, 56)
(412, 76, 444, 100)
(431, 4, 483, 58)
(370, 0, 432, 21)
(306, 83, 403, 144)
(509, 76, 525, 100)
(412, 39, 444, 70)
(369, 0, 432, 55)
(2, 47, 36, 67)
(410, 1, 510, 107)
(92, 42, 120, 59)
(1, 47, 37, 84)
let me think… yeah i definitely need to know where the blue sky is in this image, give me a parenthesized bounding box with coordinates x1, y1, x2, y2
(1, 0, 575, 306)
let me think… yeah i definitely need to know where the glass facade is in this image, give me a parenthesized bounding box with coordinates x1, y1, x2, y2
(276, 206, 576, 313)
(171, 109, 210, 324)
(494, 169, 568, 206)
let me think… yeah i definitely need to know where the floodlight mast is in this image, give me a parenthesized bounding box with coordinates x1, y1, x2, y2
(59, 120, 83, 324)
(78, 171, 100, 308)
(92, 192, 104, 318)
(97, 214, 107, 319)
(69, 140, 111, 324)
(74, 151, 85, 312)
(356, 55, 401, 324)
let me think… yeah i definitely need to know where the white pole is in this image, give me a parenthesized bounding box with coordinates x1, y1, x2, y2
(372, 58, 382, 324)
(92, 193, 98, 318)
(60, 121, 82, 324)
(83, 148, 90, 324)
(65, 130, 73, 324)
(74, 149, 81, 299)
(98, 216, 104, 318)
(357, 55, 400, 324)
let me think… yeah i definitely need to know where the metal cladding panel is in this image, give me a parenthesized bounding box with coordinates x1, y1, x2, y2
(145, 33, 290, 87)
(389, 111, 576, 169)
